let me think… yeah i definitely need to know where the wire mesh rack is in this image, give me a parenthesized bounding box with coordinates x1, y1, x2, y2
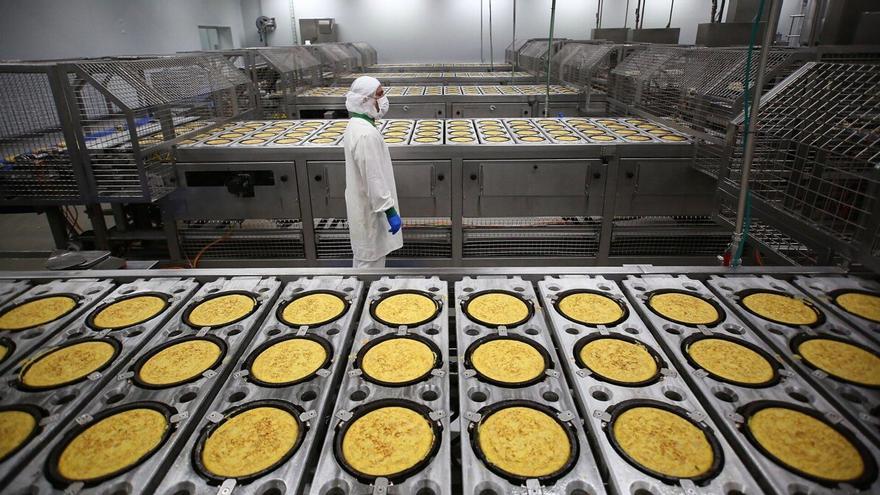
(609, 45, 806, 135)
(313, 217, 452, 259)
(512, 38, 568, 74)
(722, 62, 879, 271)
(350, 42, 378, 66)
(176, 218, 305, 261)
(308, 43, 363, 81)
(717, 199, 824, 266)
(609, 215, 730, 258)
(549, 41, 615, 89)
(0, 63, 88, 204)
(60, 54, 255, 202)
(252, 47, 323, 118)
(462, 216, 600, 258)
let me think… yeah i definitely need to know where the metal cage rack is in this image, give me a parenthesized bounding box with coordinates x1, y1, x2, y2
(508, 38, 568, 74)
(717, 62, 880, 273)
(58, 54, 255, 203)
(549, 41, 623, 91)
(308, 42, 364, 81)
(350, 41, 378, 67)
(0, 63, 88, 204)
(608, 45, 806, 135)
(248, 47, 323, 118)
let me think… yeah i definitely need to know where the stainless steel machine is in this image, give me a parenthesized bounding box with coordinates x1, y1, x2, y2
(293, 85, 591, 119)
(164, 117, 720, 267)
(0, 266, 877, 495)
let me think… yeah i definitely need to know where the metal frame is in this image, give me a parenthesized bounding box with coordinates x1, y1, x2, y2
(55, 54, 256, 203)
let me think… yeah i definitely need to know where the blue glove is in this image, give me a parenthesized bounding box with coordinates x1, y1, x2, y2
(385, 207, 402, 234)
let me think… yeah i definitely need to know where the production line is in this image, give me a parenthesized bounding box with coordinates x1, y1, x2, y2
(294, 85, 595, 119)
(0, 267, 877, 495)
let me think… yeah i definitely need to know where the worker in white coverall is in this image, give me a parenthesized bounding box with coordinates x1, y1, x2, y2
(343, 76, 403, 268)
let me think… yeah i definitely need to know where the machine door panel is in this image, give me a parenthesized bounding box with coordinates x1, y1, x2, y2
(309, 160, 451, 217)
(463, 159, 603, 217)
(171, 162, 298, 219)
(387, 103, 445, 118)
(615, 158, 717, 216)
(451, 102, 531, 118)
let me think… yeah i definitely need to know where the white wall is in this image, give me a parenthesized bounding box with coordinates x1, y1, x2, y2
(0, 0, 806, 62)
(279, 0, 802, 63)
(0, 0, 246, 60)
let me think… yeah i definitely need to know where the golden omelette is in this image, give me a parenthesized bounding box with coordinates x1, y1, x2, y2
(342, 406, 435, 476)
(466, 293, 530, 326)
(579, 338, 658, 384)
(613, 407, 715, 478)
(361, 338, 436, 384)
(687, 338, 775, 385)
(470, 339, 545, 384)
(558, 293, 624, 325)
(0, 410, 36, 461)
(91, 295, 167, 329)
(137, 339, 222, 386)
(648, 293, 719, 325)
(0, 296, 77, 331)
(250, 338, 327, 384)
(187, 294, 255, 327)
(201, 407, 299, 478)
(748, 407, 864, 481)
(741, 293, 819, 326)
(280, 293, 346, 326)
(478, 406, 571, 477)
(797, 339, 880, 387)
(373, 293, 437, 325)
(0, 342, 8, 363)
(21, 341, 116, 388)
(57, 408, 167, 481)
(835, 292, 880, 323)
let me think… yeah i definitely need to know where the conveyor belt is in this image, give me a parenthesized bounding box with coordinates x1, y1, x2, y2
(298, 84, 579, 97)
(0, 269, 878, 495)
(180, 117, 689, 148)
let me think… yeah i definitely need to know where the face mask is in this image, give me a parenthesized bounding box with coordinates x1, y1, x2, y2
(376, 95, 390, 118)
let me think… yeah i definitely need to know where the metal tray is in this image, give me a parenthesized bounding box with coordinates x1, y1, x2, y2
(155, 276, 363, 495)
(456, 276, 605, 495)
(706, 275, 880, 445)
(539, 275, 760, 495)
(4, 277, 282, 495)
(627, 274, 880, 494)
(794, 275, 880, 344)
(308, 277, 451, 495)
(0, 278, 115, 375)
(0, 277, 199, 486)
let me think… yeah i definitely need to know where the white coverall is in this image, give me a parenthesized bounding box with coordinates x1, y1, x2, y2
(343, 77, 402, 267)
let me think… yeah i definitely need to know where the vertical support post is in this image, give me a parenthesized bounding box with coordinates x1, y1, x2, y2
(44, 207, 70, 249)
(451, 157, 464, 264)
(544, 0, 558, 117)
(731, 0, 783, 266)
(87, 203, 110, 250)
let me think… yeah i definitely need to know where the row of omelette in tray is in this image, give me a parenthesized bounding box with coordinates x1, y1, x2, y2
(0, 279, 877, 492)
(181, 117, 689, 148)
(299, 84, 580, 97)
